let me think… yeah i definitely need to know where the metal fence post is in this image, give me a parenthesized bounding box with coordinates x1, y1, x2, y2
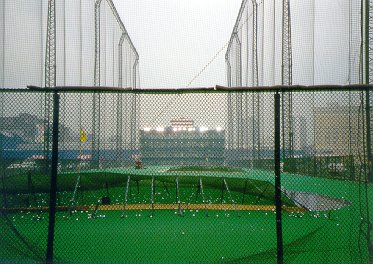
(46, 91, 60, 263)
(365, 87, 373, 262)
(366, 88, 373, 183)
(274, 92, 283, 264)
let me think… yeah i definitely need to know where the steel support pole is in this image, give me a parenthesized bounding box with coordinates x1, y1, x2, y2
(274, 93, 283, 264)
(281, 0, 294, 167)
(93, 0, 102, 168)
(116, 33, 125, 159)
(365, 1, 373, 184)
(46, 92, 60, 263)
(365, 0, 373, 260)
(44, 0, 56, 174)
(365, 87, 373, 262)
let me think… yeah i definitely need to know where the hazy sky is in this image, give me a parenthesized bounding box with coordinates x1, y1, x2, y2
(111, 0, 363, 89)
(0, 0, 360, 89)
(112, 0, 242, 88)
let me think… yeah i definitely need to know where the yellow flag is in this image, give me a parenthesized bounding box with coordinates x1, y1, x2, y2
(80, 128, 87, 143)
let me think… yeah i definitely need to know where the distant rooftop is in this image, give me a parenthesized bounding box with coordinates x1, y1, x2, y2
(170, 117, 194, 129)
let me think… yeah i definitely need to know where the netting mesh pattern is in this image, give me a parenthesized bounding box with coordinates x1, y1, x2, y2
(226, 0, 362, 87)
(0, 0, 139, 89)
(0, 88, 371, 263)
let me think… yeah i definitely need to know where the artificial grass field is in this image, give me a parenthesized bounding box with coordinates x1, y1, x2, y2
(1, 166, 372, 263)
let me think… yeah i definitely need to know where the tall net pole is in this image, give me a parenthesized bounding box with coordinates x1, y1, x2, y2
(131, 57, 139, 150)
(365, 0, 373, 181)
(44, 0, 56, 170)
(369, 0, 373, 84)
(251, 0, 260, 165)
(45, 0, 56, 88)
(116, 33, 125, 160)
(365, 0, 373, 260)
(226, 55, 232, 152)
(281, 0, 294, 165)
(93, 0, 102, 168)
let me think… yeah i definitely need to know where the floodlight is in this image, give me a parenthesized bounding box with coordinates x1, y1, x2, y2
(156, 127, 164, 132)
(216, 127, 223, 132)
(143, 127, 151, 132)
(199, 126, 208, 132)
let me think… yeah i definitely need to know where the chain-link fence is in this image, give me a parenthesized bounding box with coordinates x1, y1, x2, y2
(0, 86, 371, 263)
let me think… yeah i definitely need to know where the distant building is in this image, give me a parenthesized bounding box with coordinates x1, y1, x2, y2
(0, 113, 75, 148)
(313, 104, 368, 156)
(293, 116, 312, 154)
(140, 118, 225, 166)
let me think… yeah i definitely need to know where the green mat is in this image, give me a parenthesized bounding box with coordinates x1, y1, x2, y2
(0, 166, 371, 263)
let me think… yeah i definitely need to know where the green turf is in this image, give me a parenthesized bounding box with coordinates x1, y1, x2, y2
(1, 166, 372, 263)
(0, 209, 364, 263)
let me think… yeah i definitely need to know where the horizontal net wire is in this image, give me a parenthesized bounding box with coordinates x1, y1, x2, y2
(0, 88, 371, 263)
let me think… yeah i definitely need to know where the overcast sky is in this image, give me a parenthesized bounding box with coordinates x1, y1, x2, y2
(0, 0, 360, 89)
(112, 0, 242, 88)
